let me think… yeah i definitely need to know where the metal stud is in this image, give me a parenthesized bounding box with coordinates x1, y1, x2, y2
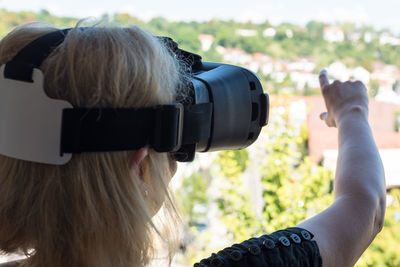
(279, 236, 291, 247)
(230, 250, 243, 261)
(248, 245, 261, 255)
(301, 230, 311, 240)
(263, 238, 275, 249)
(290, 234, 302, 244)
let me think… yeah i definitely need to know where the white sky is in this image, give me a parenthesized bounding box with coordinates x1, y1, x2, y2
(2, 0, 400, 33)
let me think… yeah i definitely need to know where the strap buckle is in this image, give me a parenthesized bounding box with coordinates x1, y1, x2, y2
(152, 103, 184, 152)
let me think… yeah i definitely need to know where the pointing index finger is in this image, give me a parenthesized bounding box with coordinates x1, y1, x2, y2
(319, 69, 329, 90)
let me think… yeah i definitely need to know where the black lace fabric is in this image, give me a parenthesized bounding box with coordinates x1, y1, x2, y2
(194, 227, 322, 267)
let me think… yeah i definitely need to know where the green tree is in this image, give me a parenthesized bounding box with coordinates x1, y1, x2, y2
(214, 150, 264, 241)
(177, 172, 210, 227)
(306, 21, 327, 40)
(369, 80, 380, 98)
(259, 107, 333, 232)
(394, 110, 400, 132)
(212, 102, 334, 238)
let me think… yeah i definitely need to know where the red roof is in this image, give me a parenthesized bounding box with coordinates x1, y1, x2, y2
(323, 26, 344, 33)
(198, 34, 215, 41)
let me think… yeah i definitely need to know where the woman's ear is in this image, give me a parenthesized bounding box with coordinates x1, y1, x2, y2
(131, 148, 149, 170)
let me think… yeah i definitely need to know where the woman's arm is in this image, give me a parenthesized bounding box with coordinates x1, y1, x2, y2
(297, 70, 386, 267)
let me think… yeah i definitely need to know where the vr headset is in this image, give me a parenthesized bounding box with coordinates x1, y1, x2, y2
(0, 28, 269, 165)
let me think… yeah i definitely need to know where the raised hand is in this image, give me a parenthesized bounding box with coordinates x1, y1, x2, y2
(319, 69, 369, 128)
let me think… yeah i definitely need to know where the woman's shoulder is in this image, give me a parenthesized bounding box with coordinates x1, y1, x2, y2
(194, 227, 322, 267)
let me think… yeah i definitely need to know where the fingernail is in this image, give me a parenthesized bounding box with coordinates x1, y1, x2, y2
(320, 69, 327, 75)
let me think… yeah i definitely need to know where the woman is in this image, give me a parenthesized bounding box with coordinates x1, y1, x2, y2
(0, 23, 386, 267)
(0, 23, 183, 267)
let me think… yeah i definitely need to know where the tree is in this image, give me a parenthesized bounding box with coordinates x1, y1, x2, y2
(214, 150, 264, 241)
(258, 106, 333, 232)
(306, 21, 327, 40)
(213, 101, 334, 237)
(177, 171, 209, 228)
(369, 80, 380, 98)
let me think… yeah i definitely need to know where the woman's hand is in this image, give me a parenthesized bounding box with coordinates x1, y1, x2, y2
(319, 69, 369, 128)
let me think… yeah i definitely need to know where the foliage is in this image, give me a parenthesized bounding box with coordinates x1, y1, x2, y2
(259, 110, 334, 233)
(176, 171, 209, 227)
(214, 150, 264, 241)
(209, 103, 334, 240)
(1, 9, 400, 70)
(369, 80, 380, 98)
(395, 110, 400, 132)
(0, 9, 78, 37)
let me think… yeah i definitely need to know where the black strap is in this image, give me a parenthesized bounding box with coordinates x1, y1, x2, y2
(60, 103, 213, 154)
(4, 29, 71, 82)
(61, 104, 184, 154)
(4, 31, 202, 82)
(181, 103, 212, 144)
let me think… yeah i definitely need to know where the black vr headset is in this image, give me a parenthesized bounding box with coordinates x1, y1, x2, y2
(0, 28, 269, 165)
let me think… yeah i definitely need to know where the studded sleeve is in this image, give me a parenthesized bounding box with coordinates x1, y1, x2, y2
(193, 227, 322, 267)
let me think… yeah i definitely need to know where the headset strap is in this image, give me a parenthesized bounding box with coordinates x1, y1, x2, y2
(4, 29, 203, 83)
(60, 102, 212, 154)
(4, 29, 71, 82)
(61, 104, 184, 153)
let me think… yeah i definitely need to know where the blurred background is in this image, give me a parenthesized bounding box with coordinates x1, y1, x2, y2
(0, 1, 400, 266)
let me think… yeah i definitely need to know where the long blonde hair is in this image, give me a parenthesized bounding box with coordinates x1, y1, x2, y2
(0, 22, 182, 267)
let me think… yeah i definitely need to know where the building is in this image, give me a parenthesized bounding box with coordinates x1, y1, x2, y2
(235, 29, 257, 37)
(326, 63, 370, 85)
(263, 27, 276, 37)
(364, 32, 373, 43)
(290, 72, 320, 90)
(371, 63, 400, 91)
(286, 58, 316, 73)
(251, 53, 273, 75)
(286, 29, 294, 38)
(323, 27, 344, 43)
(327, 62, 351, 81)
(380, 32, 400, 46)
(353, 66, 370, 85)
(218, 47, 252, 65)
(198, 34, 215, 51)
(347, 32, 362, 43)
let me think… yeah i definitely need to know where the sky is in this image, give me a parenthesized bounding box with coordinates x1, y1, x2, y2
(2, 0, 400, 33)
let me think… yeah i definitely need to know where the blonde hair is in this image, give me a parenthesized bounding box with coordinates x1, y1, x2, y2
(0, 22, 182, 267)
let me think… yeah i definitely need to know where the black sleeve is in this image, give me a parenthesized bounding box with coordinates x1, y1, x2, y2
(193, 227, 322, 267)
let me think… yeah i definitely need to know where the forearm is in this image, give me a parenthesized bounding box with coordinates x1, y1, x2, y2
(335, 108, 386, 231)
(335, 108, 385, 199)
